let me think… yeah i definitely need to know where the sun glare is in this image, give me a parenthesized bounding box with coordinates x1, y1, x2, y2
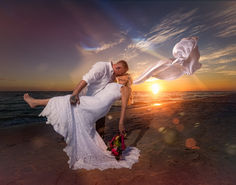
(153, 103, 162, 106)
(151, 83, 160, 94)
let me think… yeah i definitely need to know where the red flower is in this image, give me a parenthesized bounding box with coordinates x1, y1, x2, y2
(111, 148, 119, 156)
(107, 134, 126, 160)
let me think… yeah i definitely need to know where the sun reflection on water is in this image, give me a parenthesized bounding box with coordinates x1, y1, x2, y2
(153, 103, 162, 106)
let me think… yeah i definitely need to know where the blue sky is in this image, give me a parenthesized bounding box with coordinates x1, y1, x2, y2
(0, 0, 235, 91)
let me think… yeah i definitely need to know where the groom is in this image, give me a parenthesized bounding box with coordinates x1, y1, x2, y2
(70, 60, 129, 139)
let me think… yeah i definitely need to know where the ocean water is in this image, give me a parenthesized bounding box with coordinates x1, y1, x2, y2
(0, 91, 235, 128)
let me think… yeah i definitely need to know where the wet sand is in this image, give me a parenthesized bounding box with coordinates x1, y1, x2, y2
(0, 94, 236, 185)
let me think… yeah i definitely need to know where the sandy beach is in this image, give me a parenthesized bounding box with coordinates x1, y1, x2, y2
(0, 94, 236, 185)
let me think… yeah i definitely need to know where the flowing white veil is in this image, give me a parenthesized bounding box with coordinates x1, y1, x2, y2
(133, 37, 202, 84)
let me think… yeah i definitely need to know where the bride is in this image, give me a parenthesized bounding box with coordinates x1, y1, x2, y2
(23, 73, 140, 171)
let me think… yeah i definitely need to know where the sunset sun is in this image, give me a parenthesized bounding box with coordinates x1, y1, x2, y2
(151, 83, 161, 94)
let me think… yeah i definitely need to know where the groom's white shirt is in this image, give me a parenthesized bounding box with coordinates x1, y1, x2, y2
(82, 61, 114, 96)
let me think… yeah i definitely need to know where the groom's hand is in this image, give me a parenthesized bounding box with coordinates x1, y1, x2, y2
(70, 95, 80, 105)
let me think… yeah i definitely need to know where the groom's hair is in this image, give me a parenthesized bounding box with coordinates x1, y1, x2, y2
(117, 60, 129, 71)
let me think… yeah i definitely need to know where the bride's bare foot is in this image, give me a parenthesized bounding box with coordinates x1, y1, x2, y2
(23, 93, 37, 108)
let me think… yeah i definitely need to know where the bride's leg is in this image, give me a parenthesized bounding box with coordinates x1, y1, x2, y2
(23, 93, 50, 108)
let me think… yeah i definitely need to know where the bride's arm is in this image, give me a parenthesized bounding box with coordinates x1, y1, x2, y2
(119, 86, 131, 134)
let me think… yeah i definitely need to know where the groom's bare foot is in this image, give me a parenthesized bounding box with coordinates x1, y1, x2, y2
(24, 93, 37, 108)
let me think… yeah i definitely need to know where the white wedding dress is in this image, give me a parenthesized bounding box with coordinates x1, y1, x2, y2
(39, 82, 140, 170)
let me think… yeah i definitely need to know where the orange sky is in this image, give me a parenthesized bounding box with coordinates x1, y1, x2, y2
(132, 74, 236, 92)
(1, 72, 235, 92)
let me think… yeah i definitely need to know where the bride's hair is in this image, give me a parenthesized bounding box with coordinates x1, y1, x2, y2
(116, 73, 134, 105)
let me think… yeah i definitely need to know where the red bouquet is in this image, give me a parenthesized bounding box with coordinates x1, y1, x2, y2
(107, 134, 126, 160)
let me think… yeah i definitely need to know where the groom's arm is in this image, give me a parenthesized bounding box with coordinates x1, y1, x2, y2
(71, 62, 105, 104)
(70, 80, 87, 105)
(71, 80, 87, 96)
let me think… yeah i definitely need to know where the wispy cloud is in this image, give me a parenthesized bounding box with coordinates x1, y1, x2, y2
(207, 2, 236, 38)
(214, 57, 236, 64)
(214, 65, 227, 71)
(197, 64, 235, 75)
(215, 70, 236, 76)
(200, 44, 236, 64)
(196, 65, 210, 73)
(214, 2, 236, 38)
(79, 37, 125, 53)
(128, 8, 198, 51)
(190, 24, 209, 35)
(96, 38, 125, 53)
(147, 8, 197, 36)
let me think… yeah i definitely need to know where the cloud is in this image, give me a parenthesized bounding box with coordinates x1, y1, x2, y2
(194, 44, 236, 74)
(215, 57, 236, 64)
(214, 65, 227, 71)
(200, 44, 236, 64)
(207, 2, 236, 38)
(147, 8, 197, 35)
(147, 28, 188, 46)
(128, 38, 152, 50)
(80, 38, 125, 53)
(128, 8, 198, 51)
(198, 58, 236, 76)
(196, 65, 210, 73)
(190, 24, 209, 35)
(215, 70, 236, 76)
(216, 25, 236, 38)
(93, 37, 125, 53)
(214, 2, 236, 38)
(77, 37, 125, 55)
(175, 2, 236, 39)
